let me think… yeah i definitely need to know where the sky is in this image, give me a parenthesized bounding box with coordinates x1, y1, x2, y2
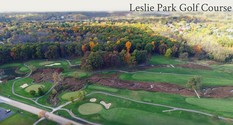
(0, 0, 232, 12)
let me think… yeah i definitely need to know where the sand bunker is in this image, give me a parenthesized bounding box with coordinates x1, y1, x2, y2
(100, 101, 111, 109)
(20, 83, 29, 89)
(90, 98, 97, 102)
(45, 63, 61, 67)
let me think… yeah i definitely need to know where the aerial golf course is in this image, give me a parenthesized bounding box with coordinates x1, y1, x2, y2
(0, 55, 233, 125)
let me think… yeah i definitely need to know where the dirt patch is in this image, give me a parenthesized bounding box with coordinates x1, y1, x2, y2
(202, 87, 233, 98)
(30, 68, 63, 83)
(88, 74, 195, 96)
(62, 77, 86, 91)
(177, 63, 212, 70)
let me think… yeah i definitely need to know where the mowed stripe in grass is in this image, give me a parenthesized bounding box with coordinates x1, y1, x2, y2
(186, 98, 233, 113)
(100, 108, 213, 125)
(120, 67, 233, 86)
(149, 55, 184, 65)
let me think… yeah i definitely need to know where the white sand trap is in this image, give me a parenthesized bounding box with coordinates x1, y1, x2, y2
(150, 84, 154, 88)
(20, 83, 29, 89)
(15, 77, 21, 79)
(90, 98, 97, 102)
(0, 80, 2, 83)
(45, 63, 61, 67)
(100, 101, 111, 109)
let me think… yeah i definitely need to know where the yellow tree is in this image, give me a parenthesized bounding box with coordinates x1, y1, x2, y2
(125, 41, 132, 53)
(89, 41, 95, 51)
(81, 44, 86, 54)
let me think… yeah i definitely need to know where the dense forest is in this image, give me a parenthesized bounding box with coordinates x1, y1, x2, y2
(0, 22, 198, 70)
(1, 12, 233, 70)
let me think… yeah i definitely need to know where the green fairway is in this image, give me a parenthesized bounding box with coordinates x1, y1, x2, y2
(13, 77, 52, 98)
(25, 84, 45, 93)
(62, 71, 88, 78)
(87, 85, 119, 93)
(149, 55, 184, 65)
(39, 61, 54, 66)
(25, 60, 69, 71)
(18, 66, 30, 73)
(101, 108, 211, 125)
(120, 66, 233, 86)
(69, 58, 81, 65)
(186, 98, 233, 113)
(78, 103, 103, 115)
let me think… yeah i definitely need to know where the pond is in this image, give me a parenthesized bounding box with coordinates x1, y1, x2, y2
(0, 68, 23, 81)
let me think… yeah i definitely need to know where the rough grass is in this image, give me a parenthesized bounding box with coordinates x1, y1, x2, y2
(25, 84, 45, 93)
(78, 103, 103, 115)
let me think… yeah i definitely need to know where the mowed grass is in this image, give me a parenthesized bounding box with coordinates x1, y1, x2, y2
(149, 55, 184, 65)
(25, 60, 70, 71)
(186, 98, 233, 113)
(61, 91, 84, 101)
(14, 78, 52, 98)
(18, 66, 30, 73)
(78, 103, 103, 115)
(65, 90, 230, 125)
(62, 71, 88, 78)
(69, 58, 81, 65)
(87, 85, 119, 93)
(120, 66, 233, 87)
(25, 84, 45, 93)
(100, 108, 220, 125)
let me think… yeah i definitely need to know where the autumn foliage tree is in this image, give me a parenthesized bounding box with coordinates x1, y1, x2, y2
(125, 41, 132, 53)
(89, 41, 95, 51)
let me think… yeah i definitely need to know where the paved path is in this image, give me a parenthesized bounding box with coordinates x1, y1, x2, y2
(0, 96, 81, 125)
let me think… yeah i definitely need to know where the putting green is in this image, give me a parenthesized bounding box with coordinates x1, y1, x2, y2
(78, 103, 103, 115)
(61, 91, 85, 100)
(25, 84, 44, 93)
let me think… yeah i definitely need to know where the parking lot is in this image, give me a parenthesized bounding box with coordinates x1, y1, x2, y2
(0, 107, 14, 122)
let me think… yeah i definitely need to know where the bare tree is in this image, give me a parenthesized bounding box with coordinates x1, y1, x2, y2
(186, 76, 202, 98)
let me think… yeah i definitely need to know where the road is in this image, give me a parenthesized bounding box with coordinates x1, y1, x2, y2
(0, 96, 81, 125)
